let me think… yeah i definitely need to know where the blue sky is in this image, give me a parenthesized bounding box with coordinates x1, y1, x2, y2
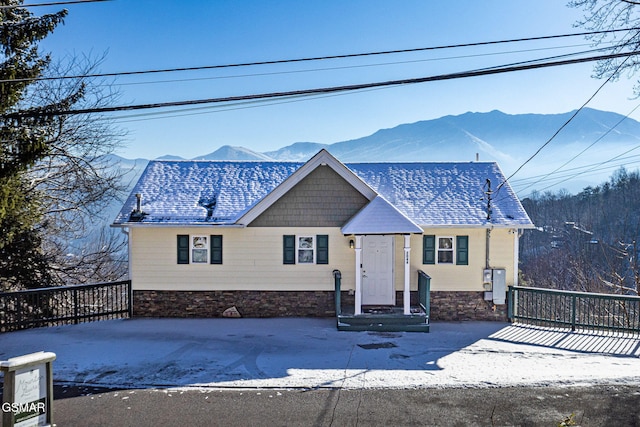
(34, 0, 640, 160)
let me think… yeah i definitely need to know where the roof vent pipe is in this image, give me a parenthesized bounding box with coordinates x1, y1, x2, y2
(129, 193, 147, 222)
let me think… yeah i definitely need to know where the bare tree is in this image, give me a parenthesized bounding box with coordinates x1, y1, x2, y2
(20, 54, 130, 286)
(570, 0, 640, 95)
(44, 227, 127, 285)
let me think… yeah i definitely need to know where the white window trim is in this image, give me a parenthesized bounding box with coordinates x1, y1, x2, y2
(436, 236, 455, 265)
(191, 235, 209, 264)
(296, 235, 316, 264)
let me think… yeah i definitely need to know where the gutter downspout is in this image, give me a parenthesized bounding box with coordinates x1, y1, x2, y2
(485, 178, 493, 270)
(485, 227, 491, 270)
(513, 229, 522, 287)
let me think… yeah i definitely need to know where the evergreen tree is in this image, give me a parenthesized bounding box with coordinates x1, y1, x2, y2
(0, 1, 69, 290)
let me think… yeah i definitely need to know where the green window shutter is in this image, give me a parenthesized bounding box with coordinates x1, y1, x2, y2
(283, 235, 296, 264)
(210, 235, 223, 264)
(456, 235, 469, 265)
(177, 235, 189, 264)
(423, 235, 435, 265)
(316, 234, 329, 264)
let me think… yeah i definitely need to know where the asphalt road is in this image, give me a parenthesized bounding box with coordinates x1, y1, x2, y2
(50, 384, 640, 427)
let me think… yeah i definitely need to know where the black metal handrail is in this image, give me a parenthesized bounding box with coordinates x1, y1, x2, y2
(508, 285, 640, 334)
(417, 270, 431, 318)
(333, 270, 342, 316)
(0, 280, 132, 332)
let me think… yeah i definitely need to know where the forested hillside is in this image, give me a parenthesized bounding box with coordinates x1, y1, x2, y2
(520, 168, 640, 295)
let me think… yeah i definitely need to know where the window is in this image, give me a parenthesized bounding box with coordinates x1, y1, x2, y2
(283, 234, 328, 264)
(191, 235, 208, 263)
(297, 236, 314, 263)
(177, 234, 223, 264)
(423, 234, 468, 265)
(437, 237, 454, 264)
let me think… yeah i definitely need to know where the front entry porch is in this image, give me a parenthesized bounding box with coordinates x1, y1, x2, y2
(338, 195, 427, 331)
(334, 270, 431, 332)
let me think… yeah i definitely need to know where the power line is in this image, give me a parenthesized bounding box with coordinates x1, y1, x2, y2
(106, 47, 615, 121)
(0, 0, 110, 8)
(512, 155, 640, 188)
(6, 49, 640, 119)
(39, 46, 617, 125)
(2, 27, 638, 84)
(497, 51, 633, 192)
(110, 43, 606, 88)
(113, 86, 392, 123)
(494, 26, 640, 197)
(520, 145, 640, 196)
(513, 103, 640, 194)
(83, 46, 618, 122)
(511, 153, 640, 186)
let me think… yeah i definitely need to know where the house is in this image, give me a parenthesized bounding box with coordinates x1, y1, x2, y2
(112, 149, 534, 331)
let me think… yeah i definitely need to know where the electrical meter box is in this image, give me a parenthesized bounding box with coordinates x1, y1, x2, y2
(482, 269, 492, 289)
(482, 268, 507, 304)
(483, 269, 492, 301)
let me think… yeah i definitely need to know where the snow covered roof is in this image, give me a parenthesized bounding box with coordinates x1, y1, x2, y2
(341, 196, 423, 234)
(347, 162, 532, 227)
(113, 151, 533, 228)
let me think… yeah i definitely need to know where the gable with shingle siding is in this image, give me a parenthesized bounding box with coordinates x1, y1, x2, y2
(248, 165, 370, 227)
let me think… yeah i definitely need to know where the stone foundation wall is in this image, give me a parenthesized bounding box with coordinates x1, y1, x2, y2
(133, 290, 507, 321)
(429, 291, 508, 321)
(133, 290, 338, 318)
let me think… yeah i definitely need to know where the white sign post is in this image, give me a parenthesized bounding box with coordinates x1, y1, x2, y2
(1, 352, 56, 427)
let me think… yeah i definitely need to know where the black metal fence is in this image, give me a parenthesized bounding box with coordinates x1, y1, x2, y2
(0, 280, 132, 332)
(508, 285, 640, 334)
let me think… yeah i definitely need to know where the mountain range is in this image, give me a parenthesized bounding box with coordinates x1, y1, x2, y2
(114, 108, 640, 194)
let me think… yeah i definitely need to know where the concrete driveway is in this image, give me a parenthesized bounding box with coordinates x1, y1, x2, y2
(0, 318, 638, 390)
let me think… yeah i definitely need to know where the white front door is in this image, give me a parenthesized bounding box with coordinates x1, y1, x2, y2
(361, 235, 394, 305)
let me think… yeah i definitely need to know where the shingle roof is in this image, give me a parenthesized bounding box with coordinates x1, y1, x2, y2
(341, 195, 423, 234)
(347, 162, 531, 227)
(113, 157, 533, 228)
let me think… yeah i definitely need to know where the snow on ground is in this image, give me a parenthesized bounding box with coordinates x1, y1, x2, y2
(0, 318, 638, 390)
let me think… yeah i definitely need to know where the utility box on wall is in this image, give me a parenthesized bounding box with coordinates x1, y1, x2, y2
(491, 268, 507, 304)
(483, 268, 507, 304)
